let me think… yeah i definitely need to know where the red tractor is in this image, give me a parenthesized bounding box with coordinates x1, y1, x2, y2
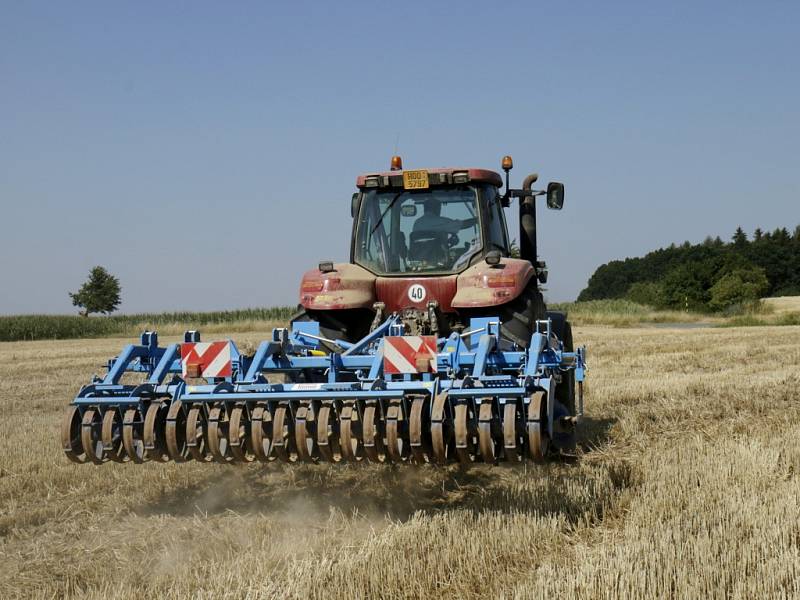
(295, 155, 569, 351)
(293, 155, 576, 439)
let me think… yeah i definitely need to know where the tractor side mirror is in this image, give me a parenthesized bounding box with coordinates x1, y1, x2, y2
(351, 193, 361, 218)
(401, 204, 417, 217)
(546, 182, 564, 210)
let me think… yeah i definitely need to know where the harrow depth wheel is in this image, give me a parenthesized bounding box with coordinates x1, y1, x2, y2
(362, 404, 385, 463)
(316, 404, 342, 463)
(339, 403, 363, 463)
(208, 405, 234, 463)
(454, 403, 477, 465)
(122, 408, 148, 463)
(165, 400, 190, 462)
(81, 408, 106, 464)
(101, 408, 126, 463)
(61, 405, 87, 463)
(430, 391, 452, 465)
(250, 405, 274, 462)
(186, 406, 213, 462)
(272, 405, 296, 463)
(229, 405, 255, 463)
(503, 402, 523, 462)
(527, 391, 549, 462)
(144, 402, 171, 463)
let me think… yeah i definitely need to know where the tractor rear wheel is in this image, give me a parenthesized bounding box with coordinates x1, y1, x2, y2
(547, 311, 577, 451)
(498, 282, 546, 348)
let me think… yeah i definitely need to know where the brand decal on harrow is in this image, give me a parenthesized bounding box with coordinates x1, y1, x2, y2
(384, 335, 438, 374)
(180, 342, 233, 378)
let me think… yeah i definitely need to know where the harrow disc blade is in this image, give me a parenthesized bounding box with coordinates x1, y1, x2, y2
(316, 404, 342, 463)
(409, 397, 430, 464)
(478, 402, 496, 465)
(385, 401, 408, 464)
(208, 405, 234, 463)
(61, 405, 87, 464)
(144, 402, 171, 463)
(165, 400, 190, 462)
(294, 403, 317, 463)
(229, 405, 255, 463)
(362, 404, 385, 464)
(430, 391, 451, 465)
(503, 402, 522, 463)
(526, 391, 549, 462)
(250, 405, 274, 462)
(81, 408, 106, 464)
(101, 408, 126, 463)
(338, 403, 363, 463)
(122, 408, 148, 463)
(272, 405, 296, 463)
(454, 403, 476, 465)
(186, 406, 213, 462)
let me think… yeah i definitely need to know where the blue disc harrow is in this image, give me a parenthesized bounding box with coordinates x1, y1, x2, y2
(61, 315, 586, 465)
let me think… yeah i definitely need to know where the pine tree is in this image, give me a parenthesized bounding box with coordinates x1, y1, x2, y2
(732, 227, 747, 246)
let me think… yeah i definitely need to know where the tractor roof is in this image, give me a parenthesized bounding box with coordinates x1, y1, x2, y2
(356, 167, 503, 190)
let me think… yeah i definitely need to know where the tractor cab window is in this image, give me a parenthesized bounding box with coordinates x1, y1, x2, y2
(354, 186, 483, 275)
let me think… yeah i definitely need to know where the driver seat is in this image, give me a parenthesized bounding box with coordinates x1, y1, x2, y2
(408, 230, 450, 267)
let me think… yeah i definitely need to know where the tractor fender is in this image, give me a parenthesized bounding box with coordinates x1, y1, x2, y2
(299, 263, 376, 310)
(451, 258, 535, 308)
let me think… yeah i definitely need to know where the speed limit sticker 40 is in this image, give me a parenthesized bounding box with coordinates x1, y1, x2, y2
(407, 284, 426, 303)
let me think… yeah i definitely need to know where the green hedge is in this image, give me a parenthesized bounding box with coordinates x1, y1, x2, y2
(0, 307, 296, 342)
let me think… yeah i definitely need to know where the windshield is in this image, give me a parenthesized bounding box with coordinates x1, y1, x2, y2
(354, 186, 483, 275)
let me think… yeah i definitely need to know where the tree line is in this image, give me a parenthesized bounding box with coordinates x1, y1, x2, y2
(578, 225, 800, 312)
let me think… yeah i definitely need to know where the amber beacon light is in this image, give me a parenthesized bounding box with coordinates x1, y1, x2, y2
(390, 155, 403, 170)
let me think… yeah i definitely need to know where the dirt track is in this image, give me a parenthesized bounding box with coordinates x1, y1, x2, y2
(1, 325, 799, 599)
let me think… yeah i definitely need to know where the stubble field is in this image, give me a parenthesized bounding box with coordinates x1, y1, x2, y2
(1, 325, 798, 599)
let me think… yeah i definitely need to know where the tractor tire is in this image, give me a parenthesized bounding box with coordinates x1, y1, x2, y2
(546, 311, 575, 416)
(497, 282, 546, 348)
(547, 311, 577, 451)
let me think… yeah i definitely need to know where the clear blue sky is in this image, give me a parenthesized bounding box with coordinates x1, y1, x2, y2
(1, 1, 798, 314)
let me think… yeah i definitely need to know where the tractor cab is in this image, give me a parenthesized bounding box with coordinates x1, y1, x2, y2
(351, 176, 509, 276)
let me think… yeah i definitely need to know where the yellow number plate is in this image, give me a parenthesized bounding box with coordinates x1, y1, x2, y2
(403, 169, 429, 190)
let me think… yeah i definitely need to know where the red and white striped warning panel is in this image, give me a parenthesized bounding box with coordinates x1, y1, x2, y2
(383, 336, 438, 374)
(180, 341, 233, 378)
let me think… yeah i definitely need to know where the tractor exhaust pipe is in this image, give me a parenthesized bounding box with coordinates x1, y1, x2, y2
(520, 173, 539, 264)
